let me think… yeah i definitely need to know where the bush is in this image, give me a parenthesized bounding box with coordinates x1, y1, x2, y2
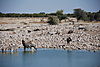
(56, 10, 63, 15)
(57, 14, 67, 21)
(48, 16, 59, 25)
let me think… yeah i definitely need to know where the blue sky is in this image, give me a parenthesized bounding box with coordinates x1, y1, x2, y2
(0, 0, 100, 13)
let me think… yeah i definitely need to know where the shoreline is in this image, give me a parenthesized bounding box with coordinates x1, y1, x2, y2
(0, 48, 100, 53)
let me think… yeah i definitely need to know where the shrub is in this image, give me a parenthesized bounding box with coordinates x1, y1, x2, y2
(58, 15, 67, 21)
(56, 10, 63, 15)
(48, 16, 59, 25)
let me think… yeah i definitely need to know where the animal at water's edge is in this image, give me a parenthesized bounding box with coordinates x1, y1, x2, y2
(1, 44, 18, 53)
(22, 40, 37, 52)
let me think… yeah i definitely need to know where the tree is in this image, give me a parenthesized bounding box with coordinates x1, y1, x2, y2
(56, 10, 63, 15)
(48, 13, 56, 16)
(57, 14, 67, 20)
(74, 8, 89, 21)
(94, 10, 100, 21)
(47, 16, 59, 25)
(56, 10, 67, 21)
(0, 12, 2, 17)
(87, 12, 95, 21)
(81, 11, 89, 21)
(74, 8, 82, 20)
(39, 12, 45, 14)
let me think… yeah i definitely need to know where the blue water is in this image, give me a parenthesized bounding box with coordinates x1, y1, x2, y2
(0, 48, 100, 67)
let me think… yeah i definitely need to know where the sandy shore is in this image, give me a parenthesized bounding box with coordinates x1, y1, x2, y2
(0, 17, 100, 51)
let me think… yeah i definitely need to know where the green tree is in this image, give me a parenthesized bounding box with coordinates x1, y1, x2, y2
(74, 8, 89, 21)
(48, 16, 59, 25)
(94, 10, 100, 21)
(56, 10, 67, 21)
(87, 12, 95, 21)
(57, 14, 67, 20)
(0, 12, 2, 17)
(74, 8, 82, 20)
(81, 11, 89, 21)
(56, 10, 63, 15)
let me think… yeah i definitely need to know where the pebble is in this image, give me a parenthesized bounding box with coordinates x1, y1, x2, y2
(0, 22, 100, 51)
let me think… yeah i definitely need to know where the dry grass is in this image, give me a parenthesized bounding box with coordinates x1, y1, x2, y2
(0, 22, 14, 24)
(0, 22, 9, 24)
(79, 21, 100, 23)
(29, 21, 47, 24)
(93, 21, 100, 23)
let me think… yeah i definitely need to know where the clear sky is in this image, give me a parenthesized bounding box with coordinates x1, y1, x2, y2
(0, 0, 100, 13)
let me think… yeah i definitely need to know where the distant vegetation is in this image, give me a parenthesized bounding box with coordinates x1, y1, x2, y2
(0, 12, 47, 17)
(74, 8, 100, 21)
(48, 16, 59, 25)
(0, 8, 100, 22)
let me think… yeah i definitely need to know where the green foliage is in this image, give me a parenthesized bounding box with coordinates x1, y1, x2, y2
(48, 16, 59, 25)
(74, 8, 88, 21)
(0, 13, 47, 17)
(67, 13, 75, 17)
(81, 12, 89, 21)
(0, 9, 100, 22)
(57, 14, 67, 20)
(39, 12, 45, 14)
(73, 8, 100, 21)
(94, 11, 100, 21)
(56, 10, 63, 15)
(48, 13, 56, 16)
(56, 10, 67, 21)
(87, 12, 95, 21)
(74, 8, 82, 20)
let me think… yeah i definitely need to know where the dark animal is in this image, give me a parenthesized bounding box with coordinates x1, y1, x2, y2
(34, 29, 40, 31)
(67, 37, 72, 43)
(68, 30, 73, 34)
(22, 40, 37, 51)
(78, 26, 87, 31)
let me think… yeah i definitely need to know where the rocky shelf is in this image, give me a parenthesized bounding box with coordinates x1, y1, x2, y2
(0, 18, 100, 51)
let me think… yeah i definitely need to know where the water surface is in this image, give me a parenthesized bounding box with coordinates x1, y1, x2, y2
(0, 48, 100, 67)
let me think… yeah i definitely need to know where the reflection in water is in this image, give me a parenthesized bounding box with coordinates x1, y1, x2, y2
(22, 51, 36, 54)
(0, 48, 36, 55)
(0, 51, 18, 54)
(23, 51, 33, 54)
(0, 49, 100, 67)
(67, 50, 73, 67)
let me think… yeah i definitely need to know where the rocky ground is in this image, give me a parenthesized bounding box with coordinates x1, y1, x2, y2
(0, 17, 100, 51)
